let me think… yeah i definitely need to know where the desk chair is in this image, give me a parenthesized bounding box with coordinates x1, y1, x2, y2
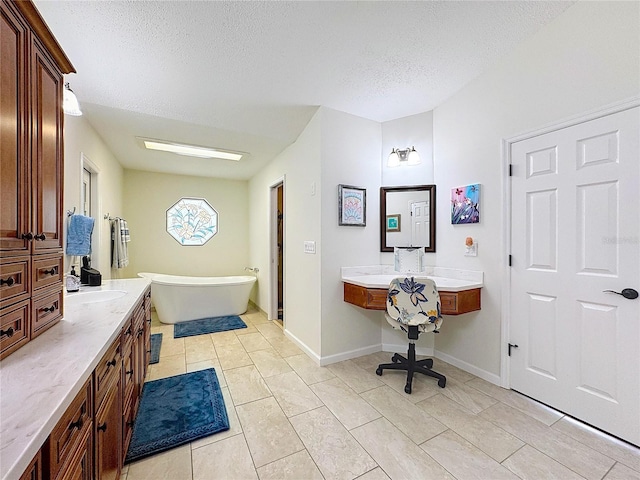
(376, 277, 446, 394)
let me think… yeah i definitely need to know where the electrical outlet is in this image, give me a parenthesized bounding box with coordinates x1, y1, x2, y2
(304, 241, 316, 254)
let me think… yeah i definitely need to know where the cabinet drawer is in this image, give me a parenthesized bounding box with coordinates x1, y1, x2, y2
(46, 378, 92, 480)
(94, 337, 122, 410)
(0, 300, 30, 360)
(32, 254, 63, 292)
(31, 287, 63, 338)
(0, 257, 29, 308)
(439, 293, 457, 312)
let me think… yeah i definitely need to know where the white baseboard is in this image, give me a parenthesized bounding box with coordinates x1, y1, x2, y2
(382, 343, 434, 357)
(435, 350, 501, 386)
(319, 344, 382, 366)
(283, 328, 322, 365)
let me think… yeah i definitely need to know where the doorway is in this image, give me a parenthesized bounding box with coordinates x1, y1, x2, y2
(507, 104, 639, 445)
(80, 153, 100, 267)
(270, 179, 285, 327)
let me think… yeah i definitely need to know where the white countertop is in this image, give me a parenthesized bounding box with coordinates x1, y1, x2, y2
(0, 278, 151, 480)
(341, 266, 483, 292)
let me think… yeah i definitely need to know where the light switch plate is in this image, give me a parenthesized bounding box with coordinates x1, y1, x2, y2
(304, 241, 316, 254)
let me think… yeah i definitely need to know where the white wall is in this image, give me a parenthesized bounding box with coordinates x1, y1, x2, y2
(380, 111, 436, 354)
(122, 170, 249, 280)
(63, 115, 124, 279)
(249, 109, 323, 355)
(319, 108, 382, 361)
(433, 0, 640, 378)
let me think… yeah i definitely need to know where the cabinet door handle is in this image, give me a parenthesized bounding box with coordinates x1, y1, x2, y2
(0, 327, 15, 338)
(137, 328, 144, 338)
(34, 233, 46, 241)
(43, 268, 57, 276)
(106, 359, 117, 368)
(125, 369, 134, 377)
(125, 327, 132, 336)
(41, 306, 56, 313)
(21, 232, 33, 241)
(68, 417, 83, 431)
(0, 277, 15, 286)
(97, 422, 107, 432)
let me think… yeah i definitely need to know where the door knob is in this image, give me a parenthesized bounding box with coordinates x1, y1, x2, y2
(603, 288, 639, 300)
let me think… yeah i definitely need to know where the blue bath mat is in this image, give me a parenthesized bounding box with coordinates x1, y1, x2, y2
(149, 333, 162, 364)
(173, 315, 247, 338)
(125, 368, 229, 463)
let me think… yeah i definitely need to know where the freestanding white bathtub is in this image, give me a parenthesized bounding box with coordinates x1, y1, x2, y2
(138, 272, 256, 324)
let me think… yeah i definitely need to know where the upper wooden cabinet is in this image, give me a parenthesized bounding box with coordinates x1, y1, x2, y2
(0, 0, 75, 359)
(1, 0, 72, 255)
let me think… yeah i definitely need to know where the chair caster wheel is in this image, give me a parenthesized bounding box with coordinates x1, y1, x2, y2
(404, 384, 412, 394)
(438, 378, 446, 388)
(376, 368, 383, 376)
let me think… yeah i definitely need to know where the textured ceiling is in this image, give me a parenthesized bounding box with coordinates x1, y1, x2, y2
(34, 1, 573, 179)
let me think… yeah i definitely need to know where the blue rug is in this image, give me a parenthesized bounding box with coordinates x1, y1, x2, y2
(174, 315, 247, 338)
(125, 368, 229, 463)
(149, 333, 162, 364)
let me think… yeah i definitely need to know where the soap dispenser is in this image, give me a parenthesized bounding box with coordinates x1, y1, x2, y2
(66, 266, 80, 292)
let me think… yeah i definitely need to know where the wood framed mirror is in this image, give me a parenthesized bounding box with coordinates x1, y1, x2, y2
(380, 185, 436, 252)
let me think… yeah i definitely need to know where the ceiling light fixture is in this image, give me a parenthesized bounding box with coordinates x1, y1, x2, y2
(63, 82, 82, 116)
(387, 146, 420, 167)
(141, 139, 243, 161)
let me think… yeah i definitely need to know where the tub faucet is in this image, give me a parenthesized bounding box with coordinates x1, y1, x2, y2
(244, 267, 259, 274)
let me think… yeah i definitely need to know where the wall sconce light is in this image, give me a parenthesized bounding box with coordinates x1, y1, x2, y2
(63, 82, 82, 116)
(387, 146, 420, 167)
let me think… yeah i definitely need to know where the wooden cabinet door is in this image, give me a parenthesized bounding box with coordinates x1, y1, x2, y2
(30, 35, 63, 253)
(58, 427, 92, 480)
(0, 1, 30, 254)
(95, 377, 122, 480)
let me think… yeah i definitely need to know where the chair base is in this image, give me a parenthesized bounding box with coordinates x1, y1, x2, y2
(376, 343, 446, 394)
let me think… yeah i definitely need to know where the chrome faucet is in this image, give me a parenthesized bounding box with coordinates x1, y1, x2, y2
(244, 267, 259, 274)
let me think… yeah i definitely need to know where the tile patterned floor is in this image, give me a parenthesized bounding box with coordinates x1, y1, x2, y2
(121, 308, 640, 480)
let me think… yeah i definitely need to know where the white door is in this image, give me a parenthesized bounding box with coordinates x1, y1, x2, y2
(509, 106, 639, 446)
(410, 201, 430, 248)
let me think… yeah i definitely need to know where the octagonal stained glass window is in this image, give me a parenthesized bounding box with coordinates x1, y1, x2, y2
(166, 197, 218, 245)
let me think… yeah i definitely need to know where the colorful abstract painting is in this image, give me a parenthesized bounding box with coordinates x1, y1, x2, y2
(166, 197, 218, 245)
(451, 184, 480, 224)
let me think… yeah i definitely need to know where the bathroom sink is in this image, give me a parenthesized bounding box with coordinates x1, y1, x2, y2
(65, 290, 128, 305)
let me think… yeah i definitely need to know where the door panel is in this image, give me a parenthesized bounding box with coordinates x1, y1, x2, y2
(510, 106, 639, 446)
(31, 37, 63, 253)
(0, 3, 29, 253)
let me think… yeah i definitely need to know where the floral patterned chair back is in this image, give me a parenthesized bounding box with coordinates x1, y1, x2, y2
(386, 277, 443, 334)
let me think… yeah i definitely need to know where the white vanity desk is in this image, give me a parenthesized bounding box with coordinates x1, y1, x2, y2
(341, 266, 483, 315)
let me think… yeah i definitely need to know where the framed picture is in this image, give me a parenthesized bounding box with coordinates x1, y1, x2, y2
(451, 184, 480, 224)
(386, 214, 401, 232)
(338, 184, 366, 226)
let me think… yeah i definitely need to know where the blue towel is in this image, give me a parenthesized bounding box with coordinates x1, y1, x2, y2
(66, 215, 95, 255)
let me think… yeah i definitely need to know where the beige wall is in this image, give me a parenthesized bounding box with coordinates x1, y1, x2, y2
(63, 115, 124, 279)
(122, 170, 249, 280)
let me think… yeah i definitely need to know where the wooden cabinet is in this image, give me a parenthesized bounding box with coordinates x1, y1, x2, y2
(121, 287, 151, 458)
(19, 451, 41, 480)
(343, 282, 481, 315)
(0, 0, 75, 360)
(95, 377, 121, 480)
(45, 379, 92, 480)
(94, 337, 122, 480)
